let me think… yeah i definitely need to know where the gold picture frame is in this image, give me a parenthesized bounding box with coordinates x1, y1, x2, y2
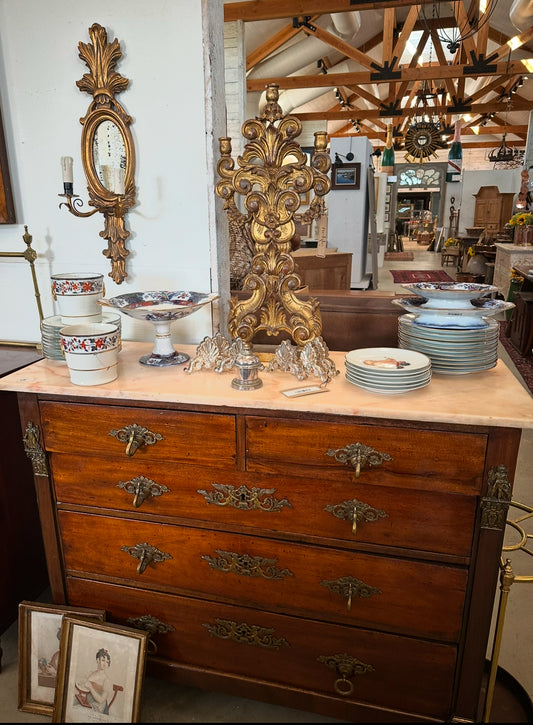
(52, 616, 149, 723)
(17, 601, 106, 715)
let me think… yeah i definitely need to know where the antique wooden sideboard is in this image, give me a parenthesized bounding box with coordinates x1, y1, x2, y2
(1, 343, 532, 722)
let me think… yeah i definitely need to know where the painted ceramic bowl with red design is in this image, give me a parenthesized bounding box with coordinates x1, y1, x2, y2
(51, 272, 105, 324)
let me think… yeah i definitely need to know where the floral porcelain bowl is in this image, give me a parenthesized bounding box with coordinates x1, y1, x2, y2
(98, 291, 219, 366)
(99, 290, 218, 321)
(400, 282, 499, 308)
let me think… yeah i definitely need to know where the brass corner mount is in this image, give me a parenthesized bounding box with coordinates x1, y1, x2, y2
(59, 23, 136, 284)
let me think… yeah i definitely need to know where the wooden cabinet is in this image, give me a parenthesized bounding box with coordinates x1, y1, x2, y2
(13, 372, 524, 723)
(473, 186, 514, 238)
(293, 250, 352, 290)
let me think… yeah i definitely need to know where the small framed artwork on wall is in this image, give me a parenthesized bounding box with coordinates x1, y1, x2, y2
(331, 162, 361, 190)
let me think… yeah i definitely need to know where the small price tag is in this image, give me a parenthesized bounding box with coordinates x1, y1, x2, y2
(281, 385, 329, 398)
(316, 214, 328, 258)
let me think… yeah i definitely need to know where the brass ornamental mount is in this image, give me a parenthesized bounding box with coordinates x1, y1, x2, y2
(59, 23, 136, 284)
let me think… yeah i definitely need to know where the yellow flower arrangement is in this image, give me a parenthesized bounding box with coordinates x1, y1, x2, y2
(444, 237, 459, 247)
(510, 268, 524, 283)
(508, 211, 533, 227)
(467, 246, 476, 257)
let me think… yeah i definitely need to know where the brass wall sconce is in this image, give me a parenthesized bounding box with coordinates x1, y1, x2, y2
(59, 23, 136, 284)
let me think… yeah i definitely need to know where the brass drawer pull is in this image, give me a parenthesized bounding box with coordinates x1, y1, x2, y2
(120, 542, 172, 574)
(321, 576, 382, 612)
(109, 423, 164, 457)
(324, 498, 388, 536)
(317, 652, 375, 697)
(326, 442, 392, 478)
(117, 476, 170, 508)
(126, 614, 175, 655)
(203, 618, 289, 649)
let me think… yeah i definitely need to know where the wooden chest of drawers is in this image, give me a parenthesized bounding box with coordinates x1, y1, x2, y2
(15, 384, 523, 723)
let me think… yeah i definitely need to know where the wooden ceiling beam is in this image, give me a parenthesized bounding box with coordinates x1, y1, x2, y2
(224, 0, 439, 23)
(293, 101, 531, 120)
(300, 22, 377, 70)
(246, 59, 533, 91)
(487, 26, 533, 63)
(245, 15, 321, 70)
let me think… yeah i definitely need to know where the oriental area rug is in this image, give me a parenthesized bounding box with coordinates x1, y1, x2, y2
(390, 269, 454, 284)
(384, 251, 414, 261)
(499, 320, 533, 396)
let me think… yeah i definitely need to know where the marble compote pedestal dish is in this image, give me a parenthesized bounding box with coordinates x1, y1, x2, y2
(98, 291, 219, 367)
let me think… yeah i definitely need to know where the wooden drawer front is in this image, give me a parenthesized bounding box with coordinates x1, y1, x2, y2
(59, 511, 467, 641)
(67, 577, 457, 720)
(52, 455, 476, 558)
(246, 416, 487, 495)
(39, 401, 236, 467)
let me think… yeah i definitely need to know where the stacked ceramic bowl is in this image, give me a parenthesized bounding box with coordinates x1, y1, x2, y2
(392, 282, 514, 375)
(345, 347, 432, 394)
(41, 312, 121, 361)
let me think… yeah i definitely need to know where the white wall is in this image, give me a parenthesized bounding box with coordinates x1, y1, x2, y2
(0, 0, 228, 344)
(328, 136, 374, 288)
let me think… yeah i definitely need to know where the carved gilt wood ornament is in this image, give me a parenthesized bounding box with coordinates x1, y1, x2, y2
(216, 84, 331, 347)
(60, 23, 136, 284)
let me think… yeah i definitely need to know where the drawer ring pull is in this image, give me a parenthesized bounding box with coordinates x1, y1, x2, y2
(317, 653, 375, 698)
(117, 476, 170, 508)
(109, 424, 164, 457)
(325, 442, 392, 479)
(334, 677, 354, 697)
(120, 542, 172, 574)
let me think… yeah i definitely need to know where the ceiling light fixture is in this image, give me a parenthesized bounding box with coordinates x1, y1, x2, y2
(420, 1, 498, 54)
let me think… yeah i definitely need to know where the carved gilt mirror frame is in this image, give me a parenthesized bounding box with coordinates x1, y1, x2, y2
(60, 23, 136, 284)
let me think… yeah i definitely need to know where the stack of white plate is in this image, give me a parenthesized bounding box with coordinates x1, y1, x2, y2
(41, 312, 121, 361)
(398, 314, 499, 375)
(345, 347, 432, 394)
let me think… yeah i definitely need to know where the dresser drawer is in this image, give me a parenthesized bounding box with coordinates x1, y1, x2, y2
(67, 577, 457, 720)
(52, 455, 477, 558)
(58, 511, 467, 641)
(245, 416, 487, 495)
(39, 401, 236, 466)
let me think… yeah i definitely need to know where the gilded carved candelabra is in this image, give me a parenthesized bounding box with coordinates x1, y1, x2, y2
(202, 84, 337, 388)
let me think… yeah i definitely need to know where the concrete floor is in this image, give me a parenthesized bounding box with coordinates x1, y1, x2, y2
(1, 239, 531, 722)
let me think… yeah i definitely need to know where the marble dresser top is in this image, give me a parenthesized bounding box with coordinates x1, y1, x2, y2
(0, 342, 531, 429)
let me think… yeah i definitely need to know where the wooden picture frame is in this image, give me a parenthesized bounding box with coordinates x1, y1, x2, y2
(17, 601, 106, 716)
(331, 162, 361, 190)
(52, 616, 149, 723)
(0, 97, 16, 223)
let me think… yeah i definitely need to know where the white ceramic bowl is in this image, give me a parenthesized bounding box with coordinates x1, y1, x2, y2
(51, 272, 105, 323)
(59, 322, 120, 386)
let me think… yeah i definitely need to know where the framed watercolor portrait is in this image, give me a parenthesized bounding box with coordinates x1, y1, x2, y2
(52, 616, 149, 723)
(17, 601, 106, 716)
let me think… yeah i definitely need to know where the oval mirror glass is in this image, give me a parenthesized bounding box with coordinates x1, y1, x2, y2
(92, 120, 127, 194)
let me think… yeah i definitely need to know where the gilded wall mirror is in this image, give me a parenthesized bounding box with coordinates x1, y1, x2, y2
(59, 23, 136, 284)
